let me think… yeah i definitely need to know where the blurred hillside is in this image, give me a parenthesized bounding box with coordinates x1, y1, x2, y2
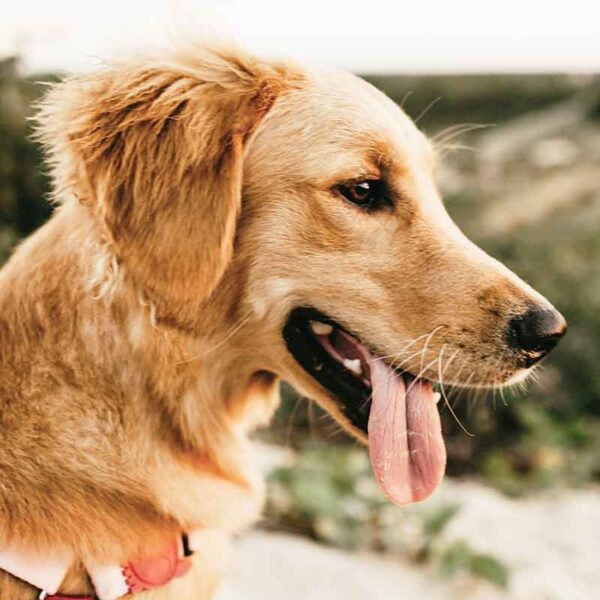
(0, 57, 54, 262)
(0, 57, 598, 492)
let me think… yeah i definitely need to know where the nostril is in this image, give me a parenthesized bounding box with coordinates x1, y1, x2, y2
(507, 307, 567, 363)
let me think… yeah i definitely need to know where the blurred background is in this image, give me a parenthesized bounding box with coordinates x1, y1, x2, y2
(1, 2, 599, 599)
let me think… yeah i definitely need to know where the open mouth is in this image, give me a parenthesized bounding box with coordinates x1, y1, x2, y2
(283, 307, 447, 506)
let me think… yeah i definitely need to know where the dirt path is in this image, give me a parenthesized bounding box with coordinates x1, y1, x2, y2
(218, 480, 600, 600)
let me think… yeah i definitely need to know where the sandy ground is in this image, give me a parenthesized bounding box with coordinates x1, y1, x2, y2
(217, 479, 600, 600)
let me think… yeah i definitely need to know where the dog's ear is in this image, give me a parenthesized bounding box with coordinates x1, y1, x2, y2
(37, 46, 295, 328)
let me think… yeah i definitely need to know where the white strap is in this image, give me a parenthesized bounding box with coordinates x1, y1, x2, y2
(86, 564, 129, 600)
(0, 544, 73, 594)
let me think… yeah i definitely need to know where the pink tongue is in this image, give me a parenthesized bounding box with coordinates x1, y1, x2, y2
(367, 359, 446, 505)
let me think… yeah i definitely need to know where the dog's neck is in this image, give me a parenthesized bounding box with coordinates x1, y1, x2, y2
(67, 202, 279, 466)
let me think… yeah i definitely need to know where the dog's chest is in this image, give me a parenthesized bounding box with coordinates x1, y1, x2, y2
(148, 441, 266, 534)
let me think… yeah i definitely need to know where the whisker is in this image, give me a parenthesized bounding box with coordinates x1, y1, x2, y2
(285, 396, 303, 448)
(400, 90, 414, 109)
(442, 347, 461, 378)
(365, 327, 443, 367)
(431, 122, 480, 141)
(432, 122, 493, 146)
(414, 96, 442, 125)
(175, 312, 251, 365)
(388, 345, 438, 374)
(437, 143, 479, 158)
(405, 356, 441, 395)
(418, 327, 437, 376)
(499, 383, 508, 407)
(437, 346, 474, 437)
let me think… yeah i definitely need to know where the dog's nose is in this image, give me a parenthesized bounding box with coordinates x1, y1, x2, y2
(507, 306, 567, 365)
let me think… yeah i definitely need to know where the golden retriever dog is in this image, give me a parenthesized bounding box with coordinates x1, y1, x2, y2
(0, 42, 566, 599)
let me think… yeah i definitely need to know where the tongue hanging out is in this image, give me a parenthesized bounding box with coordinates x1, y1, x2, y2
(309, 319, 447, 505)
(367, 359, 446, 505)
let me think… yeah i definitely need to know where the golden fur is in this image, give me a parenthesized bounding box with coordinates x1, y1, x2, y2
(0, 42, 559, 598)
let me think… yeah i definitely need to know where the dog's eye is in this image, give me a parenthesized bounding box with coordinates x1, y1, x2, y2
(335, 180, 391, 211)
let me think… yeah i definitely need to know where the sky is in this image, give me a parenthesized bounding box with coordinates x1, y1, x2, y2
(1, 0, 599, 74)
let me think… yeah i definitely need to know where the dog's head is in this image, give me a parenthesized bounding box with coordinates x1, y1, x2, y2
(239, 68, 565, 503)
(38, 45, 566, 505)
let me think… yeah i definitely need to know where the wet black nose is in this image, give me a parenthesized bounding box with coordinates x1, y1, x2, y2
(507, 307, 567, 365)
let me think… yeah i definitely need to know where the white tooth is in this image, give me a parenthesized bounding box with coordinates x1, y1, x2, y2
(343, 358, 362, 376)
(310, 321, 333, 336)
(433, 392, 442, 404)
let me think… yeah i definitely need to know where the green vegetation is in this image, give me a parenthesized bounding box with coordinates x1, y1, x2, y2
(266, 444, 509, 587)
(439, 541, 509, 588)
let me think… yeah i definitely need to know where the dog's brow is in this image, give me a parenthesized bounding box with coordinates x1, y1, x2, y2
(320, 153, 383, 189)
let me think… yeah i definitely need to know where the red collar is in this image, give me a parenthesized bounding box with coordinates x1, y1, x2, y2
(4, 533, 195, 600)
(39, 592, 97, 600)
(38, 592, 98, 600)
